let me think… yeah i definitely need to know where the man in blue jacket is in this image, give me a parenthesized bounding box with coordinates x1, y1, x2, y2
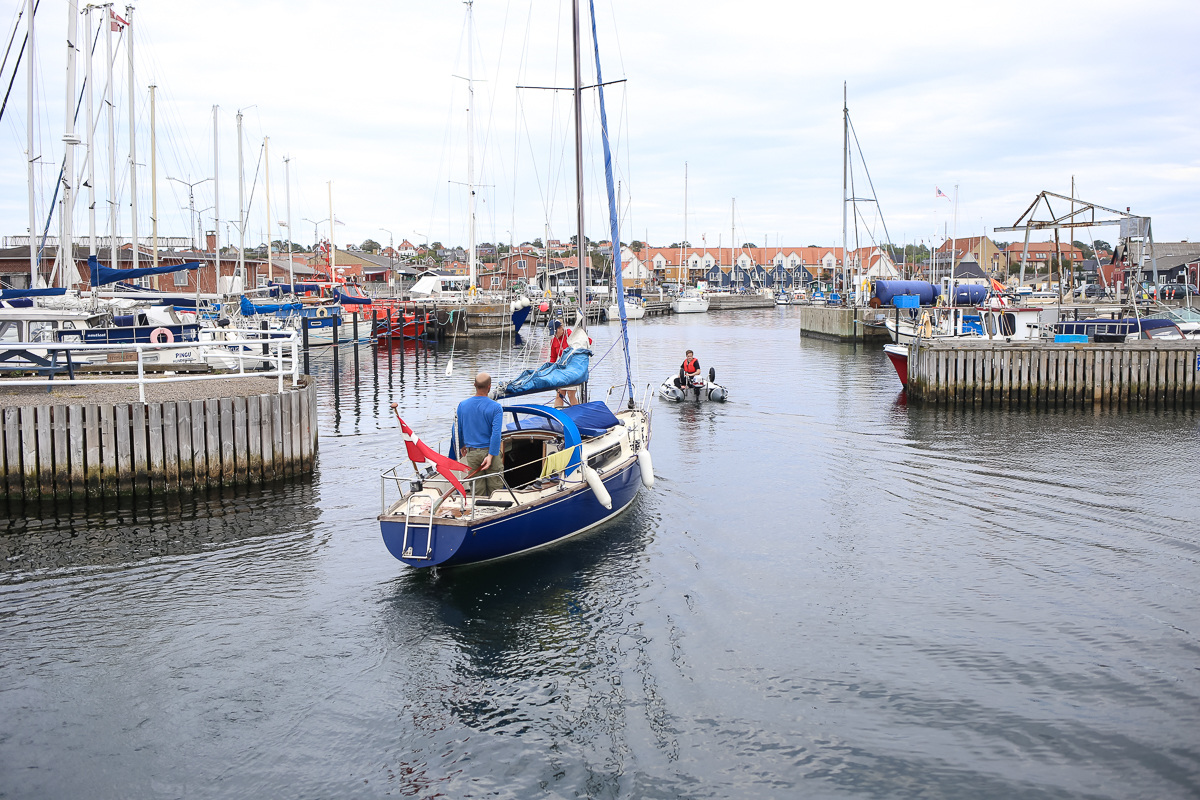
(456, 372, 505, 499)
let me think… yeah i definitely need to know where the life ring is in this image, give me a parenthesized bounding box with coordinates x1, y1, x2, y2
(150, 327, 174, 344)
(316, 307, 329, 318)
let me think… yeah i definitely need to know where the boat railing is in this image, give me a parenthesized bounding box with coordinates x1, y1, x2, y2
(0, 328, 300, 403)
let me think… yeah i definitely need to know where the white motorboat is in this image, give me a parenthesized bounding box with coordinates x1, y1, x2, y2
(671, 289, 709, 314)
(606, 296, 645, 320)
(883, 306, 1044, 343)
(658, 367, 727, 402)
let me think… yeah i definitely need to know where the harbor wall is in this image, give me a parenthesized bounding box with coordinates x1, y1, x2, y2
(906, 340, 1199, 410)
(0, 379, 317, 501)
(707, 295, 775, 311)
(799, 306, 890, 342)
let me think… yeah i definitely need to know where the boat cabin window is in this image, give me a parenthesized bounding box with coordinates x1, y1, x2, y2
(0, 320, 22, 342)
(28, 321, 57, 342)
(1000, 313, 1017, 336)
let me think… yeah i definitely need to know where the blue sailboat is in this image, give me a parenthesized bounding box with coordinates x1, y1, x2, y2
(377, 0, 652, 569)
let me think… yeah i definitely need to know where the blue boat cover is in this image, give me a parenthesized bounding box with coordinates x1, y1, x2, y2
(89, 255, 201, 287)
(559, 401, 621, 437)
(240, 296, 302, 316)
(0, 287, 67, 299)
(335, 287, 372, 305)
(511, 305, 531, 333)
(950, 284, 990, 305)
(452, 404, 584, 476)
(500, 347, 591, 398)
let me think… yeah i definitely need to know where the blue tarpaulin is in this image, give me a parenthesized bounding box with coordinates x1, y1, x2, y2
(501, 347, 591, 398)
(0, 287, 67, 299)
(240, 296, 301, 316)
(89, 255, 201, 287)
(511, 305, 531, 333)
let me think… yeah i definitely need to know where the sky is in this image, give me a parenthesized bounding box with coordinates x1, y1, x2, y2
(1, 0, 1197, 256)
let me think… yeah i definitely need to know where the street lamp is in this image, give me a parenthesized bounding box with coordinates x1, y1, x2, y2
(168, 176, 212, 250)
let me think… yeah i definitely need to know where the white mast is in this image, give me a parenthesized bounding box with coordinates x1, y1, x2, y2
(571, 0, 586, 320)
(264, 136, 272, 284)
(731, 198, 735, 285)
(466, 0, 477, 293)
(105, 4, 117, 271)
(284, 156, 294, 288)
(237, 110, 245, 287)
(150, 84, 157, 270)
(212, 105, 218, 291)
(61, 0, 79, 288)
(328, 181, 336, 279)
(125, 6, 137, 275)
(26, 0, 36, 287)
(85, 5, 96, 263)
(841, 82, 848, 303)
(683, 162, 688, 285)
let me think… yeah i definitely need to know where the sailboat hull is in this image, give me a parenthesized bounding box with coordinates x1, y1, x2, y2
(380, 457, 643, 568)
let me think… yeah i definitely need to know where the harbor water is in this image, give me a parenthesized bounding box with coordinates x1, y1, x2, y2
(2, 308, 1198, 798)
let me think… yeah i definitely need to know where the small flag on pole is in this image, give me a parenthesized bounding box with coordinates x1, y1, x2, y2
(392, 407, 470, 497)
(110, 10, 128, 31)
(936, 187, 949, 200)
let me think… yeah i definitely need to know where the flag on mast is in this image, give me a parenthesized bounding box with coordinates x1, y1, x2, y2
(936, 187, 949, 200)
(110, 10, 128, 31)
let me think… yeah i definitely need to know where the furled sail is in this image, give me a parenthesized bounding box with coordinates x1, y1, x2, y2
(499, 347, 591, 399)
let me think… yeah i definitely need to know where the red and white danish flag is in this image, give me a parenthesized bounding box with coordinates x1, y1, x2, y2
(110, 10, 128, 31)
(393, 408, 469, 497)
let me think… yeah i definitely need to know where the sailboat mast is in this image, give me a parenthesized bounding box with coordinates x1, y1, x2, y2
(211, 105, 218, 289)
(26, 0, 35, 286)
(85, 5, 96, 262)
(683, 162, 688, 285)
(328, 181, 336, 279)
(285, 156, 293, 288)
(841, 82, 848, 303)
(150, 85, 157, 270)
(264, 136, 272, 284)
(237, 111, 245, 286)
(466, 0, 477, 293)
(126, 6, 137, 274)
(62, 0, 78, 288)
(105, 5, 117, 270)
(572, 0, 586, 322)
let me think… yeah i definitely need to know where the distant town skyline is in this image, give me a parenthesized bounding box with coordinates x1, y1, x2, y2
(0, 0, 1195, 261)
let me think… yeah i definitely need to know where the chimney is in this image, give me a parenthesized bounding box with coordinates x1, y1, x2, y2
(205, 230, 216, 253)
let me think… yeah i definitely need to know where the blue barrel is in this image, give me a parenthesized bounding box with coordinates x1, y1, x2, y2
(874, 280, 940, 306)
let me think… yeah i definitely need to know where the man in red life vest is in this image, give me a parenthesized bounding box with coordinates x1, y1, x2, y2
(674, 350, 701, 396)
(549, 320, 592, 407)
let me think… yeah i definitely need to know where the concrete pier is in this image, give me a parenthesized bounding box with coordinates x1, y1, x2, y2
(798, 305, 890, 342)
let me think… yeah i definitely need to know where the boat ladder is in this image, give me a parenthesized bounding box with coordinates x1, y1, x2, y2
(401, 495, 437, 560)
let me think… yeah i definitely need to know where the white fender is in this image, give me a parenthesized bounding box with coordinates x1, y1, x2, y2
(519, 296, 531, 308)
(510, 301, 519, 312)
(637, 449, 654, 488)
(583, 465, 612, 509)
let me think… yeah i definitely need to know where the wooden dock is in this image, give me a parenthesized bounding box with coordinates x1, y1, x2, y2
(905, 339, 1199, 410)
(0, 378, 318, 501)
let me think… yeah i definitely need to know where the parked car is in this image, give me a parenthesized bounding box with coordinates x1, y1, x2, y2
(1072, 284, 1107, 298)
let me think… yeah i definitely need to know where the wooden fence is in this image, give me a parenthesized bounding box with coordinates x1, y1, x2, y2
(1, 379, 318, 501)
(906, 340, 1200, 410)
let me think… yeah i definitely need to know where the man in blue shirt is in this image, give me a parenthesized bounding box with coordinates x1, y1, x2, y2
(456, 372, 505, 499)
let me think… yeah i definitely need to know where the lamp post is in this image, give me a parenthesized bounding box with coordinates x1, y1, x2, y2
(167, 176, 212, 251)
(380, 227, 395, 288)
